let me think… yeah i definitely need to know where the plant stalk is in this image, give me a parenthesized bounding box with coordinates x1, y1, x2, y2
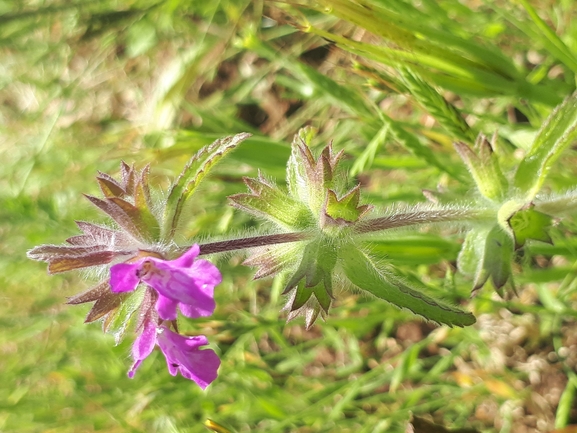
(197, 232, 310, 255)
(354, 208, 493, 234)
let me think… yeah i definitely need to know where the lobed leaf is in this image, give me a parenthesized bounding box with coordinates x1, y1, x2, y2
(287, 127, 316, 204)
(133, 168, 160, 240)
(27, 244, 111, 261)
(120, 161, 136, 196)
(69, 221, 132, 247)
(457, 229, 489, 278)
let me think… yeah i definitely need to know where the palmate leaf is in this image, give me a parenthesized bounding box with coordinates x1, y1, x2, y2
(340, 248, 475, 327)
(161, 132, 251, 240)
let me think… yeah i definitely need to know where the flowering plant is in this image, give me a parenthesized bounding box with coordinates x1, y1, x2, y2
(28, 133, 251, 387)
(28, 92, 577, 386)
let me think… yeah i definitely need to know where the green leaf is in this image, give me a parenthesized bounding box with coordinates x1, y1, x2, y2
(350, 123, 389, 175)
(515, 0, 577, 74)
(284, 239, 337, 294)
(535, 189, 577, 216)
(514, 92, 577, 200)
(286, 133, 347, 219)
(368, 235, 461, 265)
(340, 247, 475, 327)
(162, 132, 251, 240)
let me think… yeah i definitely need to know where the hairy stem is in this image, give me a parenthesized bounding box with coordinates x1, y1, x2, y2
(197, 232, 310, 255)
(354, 208, 493, 234)
(193, 209, 492, 255)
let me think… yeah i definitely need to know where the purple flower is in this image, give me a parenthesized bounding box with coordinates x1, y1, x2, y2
(110, 245, 221, 320)
(129, 320, 221, 389)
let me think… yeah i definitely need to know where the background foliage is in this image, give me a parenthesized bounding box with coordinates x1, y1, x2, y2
(2, 0, 577, 432)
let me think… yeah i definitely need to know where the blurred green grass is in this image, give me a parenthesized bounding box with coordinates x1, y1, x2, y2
(2, 0, 577, 432)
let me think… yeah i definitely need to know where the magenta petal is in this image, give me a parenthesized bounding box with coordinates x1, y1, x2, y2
(157, 327, 221, 389)
(110, 262, 141, 293)
(170, 244, 200, 268)
(189, 258, 222, 287)
(145, 259, 220, 307)
(155, 294, 179, 321)
(128, 319, 157, 378)
(110, 246, 221, 322)
(179, 300, 215, 318)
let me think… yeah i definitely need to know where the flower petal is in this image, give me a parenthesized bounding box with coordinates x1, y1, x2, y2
(110, 262, 141, 293)
(128, 318, 157, 378)
(188, 258, 222, 288)
(155, 294, 179, 321)
(178, 300, 215, 318)
(144, 257, 220, 308)
(157, 327, 220, 389)
(170, 244, 200, 268)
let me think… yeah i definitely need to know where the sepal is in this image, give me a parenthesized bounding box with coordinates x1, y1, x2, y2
(470, 225, 515, 296)
(283, 281, 331, 330)
(508, 205, 553, 248)
(27, 244, 118, 274)
(243, 242, 305, 280)
(229, 173, 313, 230)
(323, 185, 372, 228)
(88, 163, 160, 242)
(281, 239, 337, 328)
(454, 134, 508, 201)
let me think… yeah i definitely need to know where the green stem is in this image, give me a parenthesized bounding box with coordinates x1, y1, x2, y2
(195, 209, 493, 254)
